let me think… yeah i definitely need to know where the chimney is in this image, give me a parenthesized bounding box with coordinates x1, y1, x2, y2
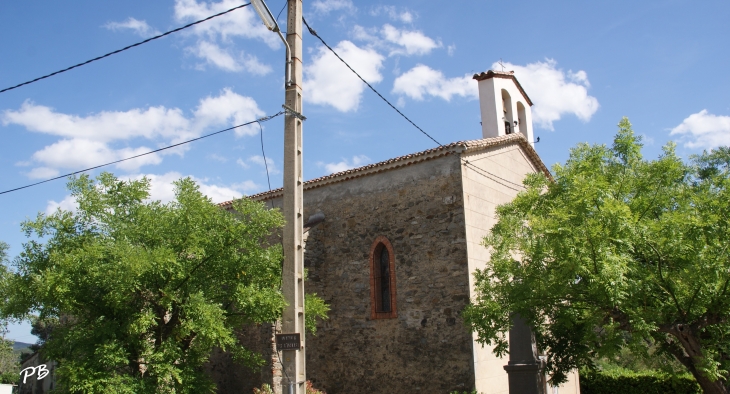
(473, 70, 534, 145)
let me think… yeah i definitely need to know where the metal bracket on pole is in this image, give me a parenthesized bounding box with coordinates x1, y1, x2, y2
(282, 104, 307, 121)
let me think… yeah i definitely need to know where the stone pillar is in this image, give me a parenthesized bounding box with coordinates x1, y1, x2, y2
(503, 314, 545, 394)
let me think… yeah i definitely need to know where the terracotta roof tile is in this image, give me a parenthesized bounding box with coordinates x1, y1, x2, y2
(218, 133, 549, 208)
(472, 70, 533, 106)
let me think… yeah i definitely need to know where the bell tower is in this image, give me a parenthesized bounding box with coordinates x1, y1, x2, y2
(473, 70, 534, 145)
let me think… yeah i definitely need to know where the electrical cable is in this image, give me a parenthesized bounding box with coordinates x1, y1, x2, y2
(461, 160, 524, 192)
(0, 3, 251, 94)
(275, 0, 287, 30)
(0, 111, 284, 196)
(302, 17, 442, 147)
(257, 121, 272, 192)
(301, 17, 527, 191)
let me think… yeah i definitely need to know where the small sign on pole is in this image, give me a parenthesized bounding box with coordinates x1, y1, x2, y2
(276, 333, 301, 351)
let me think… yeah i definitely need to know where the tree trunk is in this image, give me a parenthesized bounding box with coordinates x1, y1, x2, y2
(663, 324, 729, 394)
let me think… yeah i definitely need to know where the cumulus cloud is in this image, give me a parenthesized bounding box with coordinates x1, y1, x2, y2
(320, 155, 370, 174)
(46, 195, 78, 215)
(128, 172, 254, 203)
(670, 110, 730, 150)
(44, 172, 260, 214)
(248, 155, 280, 175)
(188, 41, 272, 74)
(393, 65, 477, 102)
(351, 24, 440, 57)
(496, 59, 599, 130)
(2, 89, 264, 176)
(190, 41, 242, 72)
(104, 18, 160, 37)
(371, 5, 415, 23)
(304, 41, 384, 112)
(311, 0, 355, 14)
(27, 167, 60, 180)
(381, 24, 440, 56)
(174, 0, 277, 73)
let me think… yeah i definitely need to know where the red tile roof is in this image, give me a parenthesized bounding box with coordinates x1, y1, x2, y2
(218, 133, 549, 208)
(472, 70, 533, 107)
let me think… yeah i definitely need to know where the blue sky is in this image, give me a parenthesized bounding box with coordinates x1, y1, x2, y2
(1, 0, 729, 342)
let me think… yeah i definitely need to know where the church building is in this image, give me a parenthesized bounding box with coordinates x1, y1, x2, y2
(215, 70, 581, 394)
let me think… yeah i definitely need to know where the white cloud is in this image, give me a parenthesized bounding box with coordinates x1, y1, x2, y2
(44, 173, 262, 214)
(447, 45, 456, 56)
(241, 54, 272, 76)
(174, 0, 278, 47)
(236, 158, 250, 169)
(304, 41, 384, 112)
(139, 172, 245, 203)
(46, 195, 78, 215)
(3, 89, 264, 176)
(188, 41, 272, 75)
(104, 18, 160, 37)
(209, 153, 228, 162)
(248, 155, 280, 175)
(191, 88, 264, 137)
(371, 5, 415, 23)
(670, 110, 730, 150)
(27, 167, 60, 180)
(496, 59, 599, 130)
(351, 24, 440, 57)
(381, 24, 440, 56)
(174, 0, 278, 73)
(352, 25, 377, 42)
(320, 155, 371, 174)
(393, 65, 477, 102)
(311, 0, 355, 14)
(190, 41, 242, 72)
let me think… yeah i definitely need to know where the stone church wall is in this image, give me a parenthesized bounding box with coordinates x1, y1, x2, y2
(266, 154, 475, 394)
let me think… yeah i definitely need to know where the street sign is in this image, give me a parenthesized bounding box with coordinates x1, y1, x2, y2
(276, 333, 301, 351)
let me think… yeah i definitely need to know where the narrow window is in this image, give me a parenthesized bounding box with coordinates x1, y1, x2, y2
(378, 246, 390, 312)
(370, 237, 397, 319)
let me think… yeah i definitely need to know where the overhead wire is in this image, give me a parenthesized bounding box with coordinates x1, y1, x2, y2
(301, 17, 527, 191)
(0, 3, 251, 94)
(0, 112, 284, 196)
(257, 121, 272, 192)
(302, 17, 442, 147)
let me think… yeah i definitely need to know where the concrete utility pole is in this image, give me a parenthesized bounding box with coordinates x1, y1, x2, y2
(281, 0, 305, 393)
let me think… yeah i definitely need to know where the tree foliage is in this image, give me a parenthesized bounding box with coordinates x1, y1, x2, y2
(1, 173, 291, 393)
(463, 119, 730, 393)
(0, 243, 18, 384)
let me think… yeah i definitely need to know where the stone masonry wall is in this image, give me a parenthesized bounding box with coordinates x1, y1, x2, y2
(263, 154, 475, 394)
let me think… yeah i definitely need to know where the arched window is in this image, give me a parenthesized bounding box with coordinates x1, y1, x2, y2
(369, 236, 397, 319)
(516, 101, 527, 136)
(501, 89, 514, 135)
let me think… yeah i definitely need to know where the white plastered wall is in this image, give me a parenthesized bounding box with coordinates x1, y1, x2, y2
(477, 78, 535, 146)
(460, 142, 580, 394)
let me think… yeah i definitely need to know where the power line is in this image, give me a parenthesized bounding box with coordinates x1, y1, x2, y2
(0, 3, 251, 94)
(0, 111, 284, 196)
(256, 121, 272, 192)
(302, 17, 442, 147)
(301, 17, 527, 192)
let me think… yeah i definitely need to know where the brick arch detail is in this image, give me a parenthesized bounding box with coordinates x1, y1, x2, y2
(369, 236, 397, 319)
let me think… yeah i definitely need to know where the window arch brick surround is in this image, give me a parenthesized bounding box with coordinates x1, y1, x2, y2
(369, 236, 397, 319)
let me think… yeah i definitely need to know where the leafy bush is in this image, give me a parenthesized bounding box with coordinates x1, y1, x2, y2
(252, 384, 273, 394)
(580, 368, 701, 394)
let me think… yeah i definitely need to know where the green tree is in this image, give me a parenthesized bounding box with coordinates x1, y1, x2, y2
(463, 119, 730, 394)
(1, 173, 290, 393)
(0, 243, 19, 384)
